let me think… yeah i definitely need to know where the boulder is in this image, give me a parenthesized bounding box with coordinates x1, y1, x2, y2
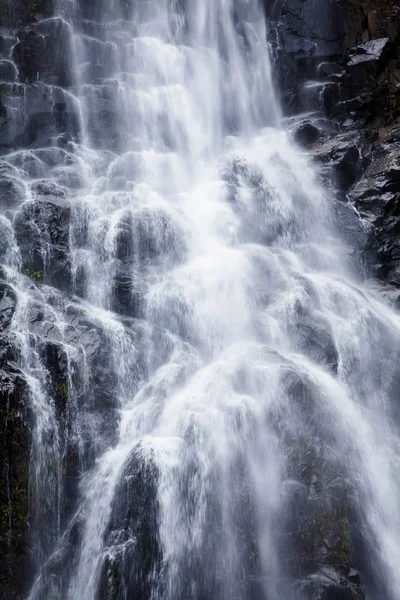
(293, 122, 321, 148)
(0, 59, 18, 82)
(311, 132, 367, 192)
(296, 567, 364, 599)
(98, 446, 161, 600)
(0, 281, 17, 332)
(14, 194, 72, 291)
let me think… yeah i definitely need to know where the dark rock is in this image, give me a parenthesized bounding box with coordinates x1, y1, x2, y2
(348, 125, 400, 285)
(347, 38, 390, 71)
(12, 30, 46, 83)
(296, 567, 364, 599)
(294, 316, 339, 372)
(98, 446, 162, 600)
(5, 0, 55, 28)
(0, 30, 17, 56)
(0, 369, 33, 600)
(112, 265, 141, 318)
(0, 177, 26, 210)
(294, 122, 321, 148)
(14, 194, 72, 292)
(312, 132, 367, 192)
(0, 59, 18, 82)
(280, 0, 345, 58)
(0, 281, 17, 332)
(0, 82, 81, 152)
(13, 18, 73, 86)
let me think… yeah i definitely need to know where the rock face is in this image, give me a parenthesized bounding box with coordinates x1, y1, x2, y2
(0, 280, 32, 600)
(276, 0, 400, 298)
(270, 1, 400, 598)
(14, 193, 72, 291)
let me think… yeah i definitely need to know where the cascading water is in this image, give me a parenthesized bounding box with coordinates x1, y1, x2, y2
(2, 1, 400, 599)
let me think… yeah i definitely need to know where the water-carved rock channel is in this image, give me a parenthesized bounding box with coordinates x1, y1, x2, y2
(2, 1, 400, 599)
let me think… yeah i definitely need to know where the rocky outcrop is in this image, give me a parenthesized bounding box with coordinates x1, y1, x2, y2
(274, 0, 400, 123)
(14, 192, 72, 292)
(277, 0, 400, 298)
(98, 449, 161, 600)
(0, 369, 32, 600)
(0, 279, 32, 600)
(273, 1, 400, 598)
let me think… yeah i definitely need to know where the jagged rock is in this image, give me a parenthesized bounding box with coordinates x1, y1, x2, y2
(14, 194, 72, 291)
(293, 122, 321, 148)
(112, 265, 141, 318)
(0, 281, 17, 332)
(293, 316, 339, 372)
(311, 132, 367, 192)
(347, 38, 390, 70)
(13, 18, 73, 86)
(348, 124, 400, 284)
(98, 446, 161, 600)
(0, 82, 81, 152)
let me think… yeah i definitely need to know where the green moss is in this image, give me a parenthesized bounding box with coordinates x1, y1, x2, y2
(23, 267, 45, 284)
(56, 381, 68, 401)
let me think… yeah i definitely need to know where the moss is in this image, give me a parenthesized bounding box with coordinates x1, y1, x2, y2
(56, 381, 68, 401)
(23, 266, 45, 284)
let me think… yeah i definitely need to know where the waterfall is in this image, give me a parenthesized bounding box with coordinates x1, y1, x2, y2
(2, 1, 400, 599)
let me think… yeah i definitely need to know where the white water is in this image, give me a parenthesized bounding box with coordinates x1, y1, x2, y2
(2, 0, 399, 599)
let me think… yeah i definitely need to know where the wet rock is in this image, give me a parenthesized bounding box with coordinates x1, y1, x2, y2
(63, 304, 124, 452)
(348, 124, 400, 285)
(14, 194, 72, 292)
(311, 132, 367, 192)
(0, 82, 81, 152)
(12, 30, 46, 83)
(296, 567, 364, 599)
(114, 212, 134, 262)
(98, 446, 161, 600)
(293, 122, 321, 148)
(39, 340, 69, 420)
(13, 18, 73, 86)
(279, 0, 345, 58)
(0, 281, 17, 332)
(0, 177, 26, 210)
(0, 29, 18, 56)
(0, 59, 18, 82)
(0, 369, 32, 600)
(333, 201, 371, 270)
(112, 265, 140, 318)
(7, 0, 55, 28)
(347, 38, 390, 71)
(271, 0, 347, 113)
